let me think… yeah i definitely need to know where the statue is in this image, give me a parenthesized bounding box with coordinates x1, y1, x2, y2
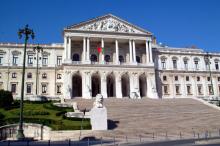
(93, 94, 104, 108)
(91, 94, 107, 130)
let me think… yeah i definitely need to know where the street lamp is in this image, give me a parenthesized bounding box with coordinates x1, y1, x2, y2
(17, 25, 35, 140)
(33, 45, 43, 95)
(204, 52, 214, 95)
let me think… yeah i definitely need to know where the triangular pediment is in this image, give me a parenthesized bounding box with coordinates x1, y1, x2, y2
(65, 14, 151, 35)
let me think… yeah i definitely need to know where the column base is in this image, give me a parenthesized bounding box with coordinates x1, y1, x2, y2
(64, 59, 72, 64)
(147, 91, 159, 99)
(82, 60, 91, 64)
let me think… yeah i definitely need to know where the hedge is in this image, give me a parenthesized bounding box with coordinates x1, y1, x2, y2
(0, 90, 13, 109)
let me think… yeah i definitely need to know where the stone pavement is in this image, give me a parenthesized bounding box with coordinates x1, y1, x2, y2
(66, 98, 220, 141)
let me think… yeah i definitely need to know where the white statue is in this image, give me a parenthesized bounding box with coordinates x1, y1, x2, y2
(93, 94, 104, 108)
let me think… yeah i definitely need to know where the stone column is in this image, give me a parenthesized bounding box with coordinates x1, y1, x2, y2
(115, 73, 122, 98)
(132, 73, 140, 98)
(132, 40, 136, 63)
(101, 38, 104, 63)
(68, 37, 71, 61)
(86, 38, 90, 62)
(145, 40, 149, 64)
(115, 39, 119, 64)
(83, 37, 86, 62)
(101, 72, 107, 98)
(149, 40, 153, 63)
(146, 73, 159, 99)
(129, 40, 133, 63)
(64, 36, 67, 60)
(63, 71, 72, 99)
(129, 73, 134, 97)
(82, 71, 92, 99)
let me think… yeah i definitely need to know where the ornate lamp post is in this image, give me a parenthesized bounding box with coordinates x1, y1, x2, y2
(33, 45, 43, 95)
(204, 52, 214, 95)
(17, 25, 35, 140)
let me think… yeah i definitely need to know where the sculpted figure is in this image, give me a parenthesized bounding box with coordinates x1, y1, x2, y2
(93, 94, 104, 108)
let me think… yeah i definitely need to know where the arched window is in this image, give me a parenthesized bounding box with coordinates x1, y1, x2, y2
(136, 56, 141, 63)
(172, 57, 178, 69)
(27, 72, 32, 79)
(42, 73, 47, 79)
(161, 56, 167, 69)
(214, 59, 219, 70)
(119, 55, 124, 63)
(90, 54, 98, 62)
(183, 57, 189, 70)
(72, 54, 80, 61)
(105, 55, 111, 62)
(194, 57, 200, 70)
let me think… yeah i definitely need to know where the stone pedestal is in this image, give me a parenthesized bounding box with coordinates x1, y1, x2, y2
(90, 107, 107, 130)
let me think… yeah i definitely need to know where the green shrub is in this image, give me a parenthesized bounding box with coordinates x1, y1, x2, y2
(23, 110, 50, 116)
(0, 90, 13, 109)
(43, 102, 73, 111)
(55, 111, 66, 116)
(0, 112, 4, 119)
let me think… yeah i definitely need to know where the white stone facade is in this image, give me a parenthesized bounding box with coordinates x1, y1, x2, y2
(0, 14, 219, 99)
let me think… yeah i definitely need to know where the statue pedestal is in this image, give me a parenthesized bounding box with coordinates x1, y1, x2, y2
(90, 107, 107, 130)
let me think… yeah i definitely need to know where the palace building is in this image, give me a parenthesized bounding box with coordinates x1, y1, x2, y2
(0, 14, 220, 99)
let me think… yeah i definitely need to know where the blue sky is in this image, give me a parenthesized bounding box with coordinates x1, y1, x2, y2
(0, 0, 219, 52)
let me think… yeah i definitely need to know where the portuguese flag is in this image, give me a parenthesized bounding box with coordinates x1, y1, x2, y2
(97, 44, 104, 54)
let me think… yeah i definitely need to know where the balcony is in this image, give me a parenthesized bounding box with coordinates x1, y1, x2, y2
(158, 66, 220, 72)
(70, 60, 152, 67)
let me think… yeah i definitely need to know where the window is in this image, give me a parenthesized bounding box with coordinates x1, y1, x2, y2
(186, 76, 189, 81)
(27, 72, 32, 79)
(218, 77, 220, 82)
(136, 56, 141, 63)
(13, 55, 18, 65)
(174, 76, 178, 81)
(11, 84, 16, 93)
(0, 73, 2, 78)
(42, 84, 47, 94)
(208, 85, 213, 95)
(57, 74, 61, 79)
(26, 84, 32, 94)
(0, 55, 3, 65)
(42, 55, 48, 66)
(105, 55, 110, 62)
(163, 75, 167, 81)
(183, 58, 188, 70)
(215, 61, 219, 70)
(73, 54, 80, 61)
(163, 85, 169, 94)
(28, 55, 33, 65)
(12, 73, 17, 78)
(175, 85, 180, 95)
(194, 58, 199, 70)
(187, 85, 191, 95)
(172, 59, 177, 69)
(198, 85, 203, 95)
(119, 55, 124, 63)
(207, 77, 211, 81)
(197, 76, 200, 81)
(57, 56, 62, 66)
(90, 54, 98, 62)
(57, 84, 61, 94)
(42, 73, 47, 79)
(161, 58, 166, 69)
